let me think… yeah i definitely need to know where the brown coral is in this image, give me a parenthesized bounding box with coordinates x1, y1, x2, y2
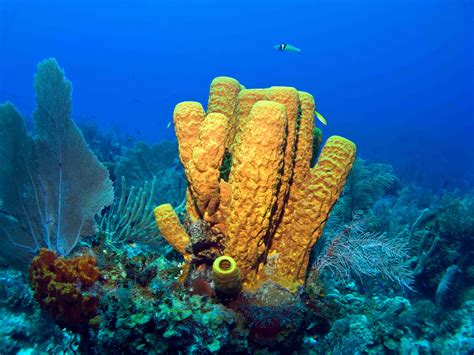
(154, 77, 356, 292)
(29, 248, 101, 331)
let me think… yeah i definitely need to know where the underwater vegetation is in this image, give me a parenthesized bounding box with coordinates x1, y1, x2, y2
(0, 58, 114, 265)
(0, 59, 473, 354)
(96, 176, 161, 247)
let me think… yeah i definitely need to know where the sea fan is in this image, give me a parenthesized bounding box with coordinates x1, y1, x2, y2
(0, 58, 114, 265)
(315, 213, 414, 289)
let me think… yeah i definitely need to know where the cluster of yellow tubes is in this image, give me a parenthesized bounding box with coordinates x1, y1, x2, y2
(154, 77, 356, 292)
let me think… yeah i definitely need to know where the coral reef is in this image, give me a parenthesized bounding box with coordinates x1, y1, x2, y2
(0, 162, 472, 353)
(155, 77, 356, 291)
(85, 243, 250, 353)
(1, 61, 473, 354)
(311, 281, 474, 354)
(94, 288, 248, 353)
(0, 265, 76, 353)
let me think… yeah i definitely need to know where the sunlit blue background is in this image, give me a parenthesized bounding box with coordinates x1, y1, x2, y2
(0, 0, 473, 189)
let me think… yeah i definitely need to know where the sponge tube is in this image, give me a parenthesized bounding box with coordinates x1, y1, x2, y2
(212, 256, 242, 298)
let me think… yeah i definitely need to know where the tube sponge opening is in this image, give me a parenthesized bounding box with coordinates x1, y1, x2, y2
(212, 256, 242, 298)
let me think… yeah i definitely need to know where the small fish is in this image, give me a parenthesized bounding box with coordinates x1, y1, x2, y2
(315, 111, 327, 125)
(135, 129, 141, 135)
(274, 43, 302, 54)
(166, 121, 172, 129)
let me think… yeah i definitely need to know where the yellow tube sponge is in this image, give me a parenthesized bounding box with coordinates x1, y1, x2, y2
(268, 91, 316, 287)
(154, 77, 356, 292)
(236, 89, 267, 126)
(212, 255, 242, 298)
(226, 101, 287, 286)
(294, 92, 316, 178)
(174, 102, 206, 165)
(264, 87, 300, 238)
(153, 204, 191, 260)
(207, 77, 241, 149)
(187, 112, 229, 222)
(173, 102, 206, 221)
(270, 136, 356, 290)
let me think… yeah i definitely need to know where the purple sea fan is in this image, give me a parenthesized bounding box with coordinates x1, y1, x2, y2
(0, 58, 114, 265)
(315, 213, 414, 289)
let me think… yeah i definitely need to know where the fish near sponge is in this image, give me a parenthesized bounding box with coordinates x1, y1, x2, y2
(154, 76, 356, 292)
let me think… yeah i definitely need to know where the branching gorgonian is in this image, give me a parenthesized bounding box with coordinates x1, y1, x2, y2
(315, 212, 414, 289)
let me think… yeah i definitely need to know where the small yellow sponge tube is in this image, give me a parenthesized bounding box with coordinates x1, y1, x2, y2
(212, 256, 242, 298)
(153, 204, 191, 260)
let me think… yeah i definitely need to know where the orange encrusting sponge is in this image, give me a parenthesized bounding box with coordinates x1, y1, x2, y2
(29, 249, 101, 331)
(154, 76, 356, 292)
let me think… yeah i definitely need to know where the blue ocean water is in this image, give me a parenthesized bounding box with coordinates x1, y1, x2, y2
(1, 0, 474, 353)
(1, 0, 472, 190)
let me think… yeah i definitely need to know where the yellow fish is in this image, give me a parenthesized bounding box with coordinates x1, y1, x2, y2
(315, 111, 327, 125)
(166, 121, 172, 129)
